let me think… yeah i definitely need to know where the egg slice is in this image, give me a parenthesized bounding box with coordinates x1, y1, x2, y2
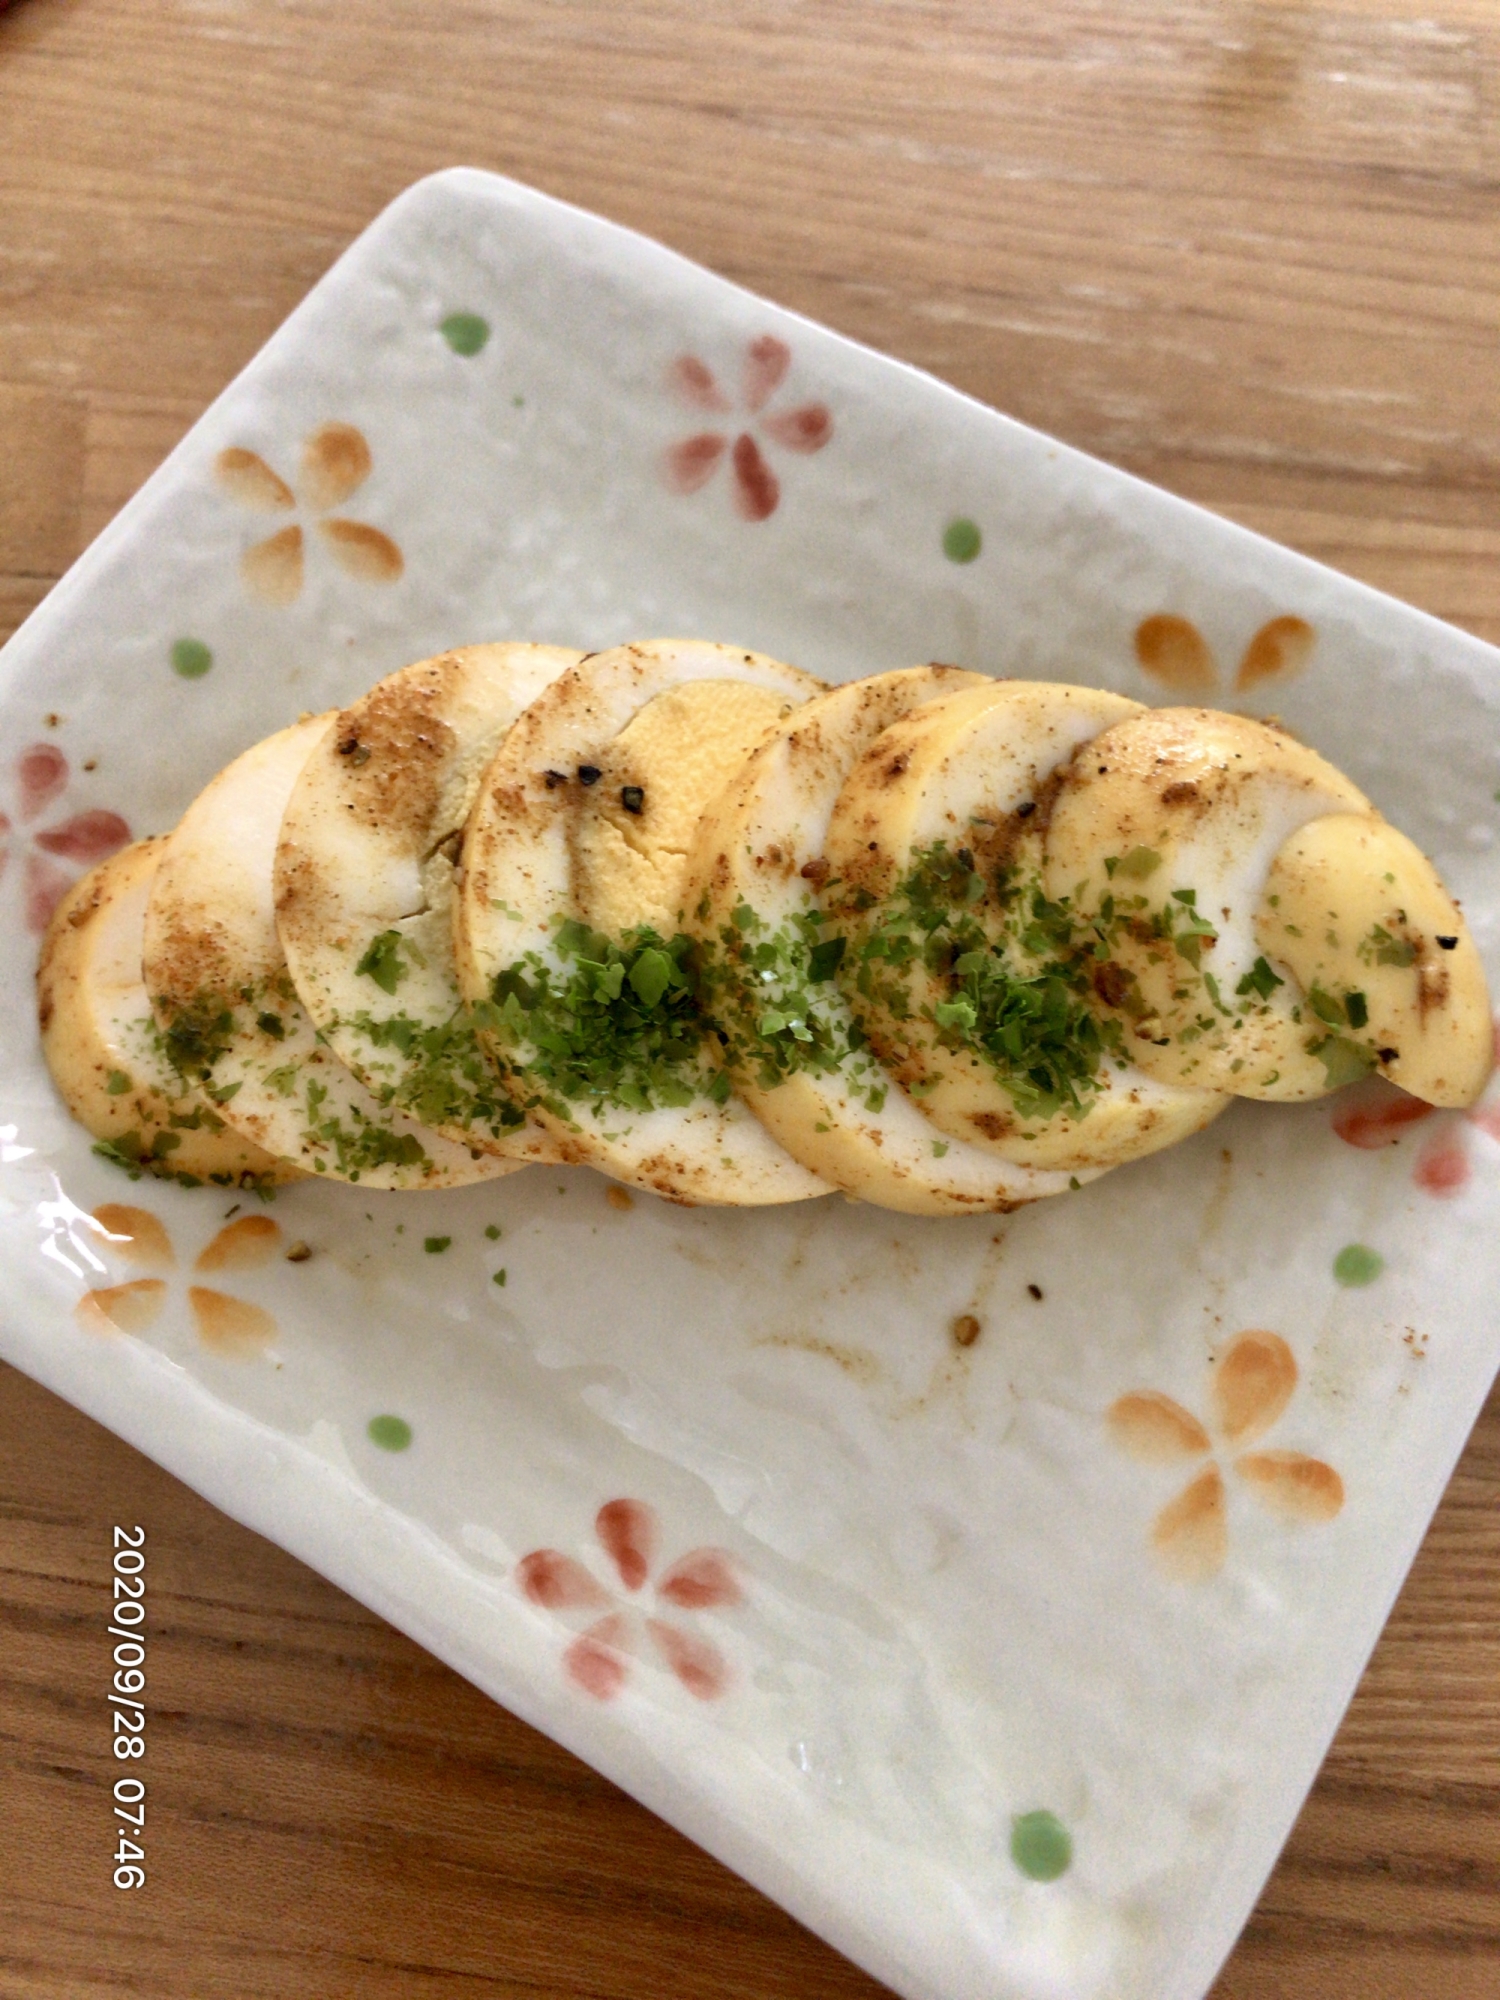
(1042, 707, 1369, 1099)
(274, 645, 581, 1160)
(685, 666, 1104, 1213)
(144, 715, 513, 1189)
(455, 638, 833, 1205)
(1256, 812, 1492, 1105)
(822, 679, 1229, 1170)
(38, 837, 296, 1188)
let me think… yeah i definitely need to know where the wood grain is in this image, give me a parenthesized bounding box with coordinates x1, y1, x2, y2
(2, 1, 1499, 1994)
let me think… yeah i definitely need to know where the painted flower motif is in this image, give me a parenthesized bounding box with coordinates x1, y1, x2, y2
(1330, 1068, 1500, 1200)
(1108, 1330, 1344, 1583)
(76, 1204, 284, 1353)
(215, 423, 404, 605)
(0, 743, 130, 934)
(1330, 1076, 1435, 1151)
(662, 335, 833, 522)
(517, 1498, 742, 1702)
(1134, 612, 1316, 695)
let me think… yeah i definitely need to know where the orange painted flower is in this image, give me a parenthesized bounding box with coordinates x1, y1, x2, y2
(1108, 1330, 1344, 1582)
(1, 743, 130, 934)
(518, 1498, 743, 1701)
(216, 423, 403, 605)
(662, 335, 833, 522)
(76, 1204, 285, 1354)
(1133, 613, 1315, 695)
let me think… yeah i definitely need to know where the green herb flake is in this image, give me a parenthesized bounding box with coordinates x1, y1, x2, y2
(356, 930, 408, 995)
(835, 842, 1122, 1126)
(92, 1136, 145, 1180)
(1310, 1034, 1376, 1089)
(628, 946, 673, 1009)
(807, 933, 847, 983)
(1306, 984, 1346, 1027)
(487, 921, 713, 1117)
(1360, 923, 1415, 970)
(157, 998, 237, 1080)
(105, 1069, 132, 1096)
(299, 1075, 429, 1177)
(1236, 956, 1284, 1003)
(349, 1007, 526, 1138)
(493, 1267, 507, 1287)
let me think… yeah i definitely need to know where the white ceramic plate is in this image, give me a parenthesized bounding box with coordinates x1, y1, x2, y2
(3, 169, 1498, 2000)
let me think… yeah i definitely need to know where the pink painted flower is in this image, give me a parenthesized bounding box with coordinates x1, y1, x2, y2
(1414, 1121, 1473, 1198)
(0, 742, 130, 933)
(1330, 1061, 1500, 1200)
(517, 1498, 743, 1702)
(662, 334, 833, 522)
(1330, 1078, 1435, 1151)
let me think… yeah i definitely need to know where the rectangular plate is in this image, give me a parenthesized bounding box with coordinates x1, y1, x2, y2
(3, 169, 1498, 2000)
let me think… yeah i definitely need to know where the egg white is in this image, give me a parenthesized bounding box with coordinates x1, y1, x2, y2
(822, 678, 1227, 1170)
(1258, 811, 1492, 1106)
(1042, 707, 1369, 1099)
(275, 644, 580, 1160)
(144, 716, 512, 1189)
(684, 668, 1105, 1213)
(39, 838, 296, 1187)
(455, 639, 833, 1205)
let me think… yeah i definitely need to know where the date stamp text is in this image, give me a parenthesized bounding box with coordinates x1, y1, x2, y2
(109, 1525, 147, 1887)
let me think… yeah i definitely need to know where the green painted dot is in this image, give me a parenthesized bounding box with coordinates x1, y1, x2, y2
(367, 1414, 412, 1452)
(170, 638, 213, 680)
(1010, 1810, 1072, 1882)
(440, 312, 490, 357)
(1334, 1243, 1384, 1287)
(942, 517, 982, 564)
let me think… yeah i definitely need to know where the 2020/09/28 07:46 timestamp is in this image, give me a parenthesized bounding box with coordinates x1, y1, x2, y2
(110, 1526, 147, 1888)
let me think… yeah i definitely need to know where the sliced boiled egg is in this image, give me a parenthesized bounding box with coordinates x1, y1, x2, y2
(685, 666, 1103, 1212)
(1042, 707, 1368, 1099)
(1257, 811, 1492, 1106)
(455, 638, 833, 1205)
(38, 837, 296, 1187)
(822, 678, 1227, 1170)
(275, 644, 581, 1159)
(143, 715, 513, 1189)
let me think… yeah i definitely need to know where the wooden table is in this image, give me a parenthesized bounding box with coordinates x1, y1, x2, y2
(4, 3, 1500, 1994)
